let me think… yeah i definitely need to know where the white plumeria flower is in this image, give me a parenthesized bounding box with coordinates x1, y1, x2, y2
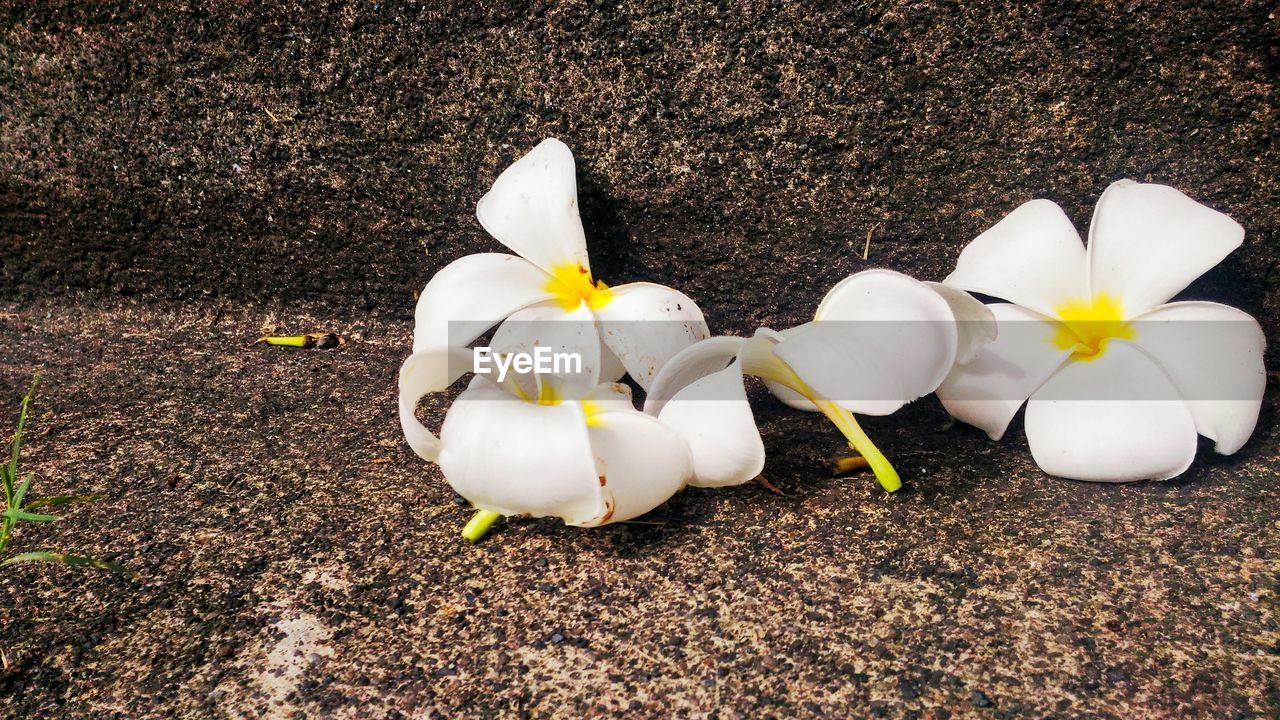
(398, 345, 692, 537)
(646, 269, 995, 492)
(938, 180, 1266, 482)
(413, 138, 708, 391)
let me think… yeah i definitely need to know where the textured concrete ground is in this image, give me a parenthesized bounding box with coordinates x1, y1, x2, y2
(0, 303, 1276, 719)
(1, 1, 1278, 718)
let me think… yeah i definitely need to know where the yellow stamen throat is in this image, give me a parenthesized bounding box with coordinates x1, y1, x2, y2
(545, 262, 613, 311)
(1052, 292, 1134, 361)
(536, 382, 604, 426)
(580, 400, 606, 427)
(536, 382, 562, 406)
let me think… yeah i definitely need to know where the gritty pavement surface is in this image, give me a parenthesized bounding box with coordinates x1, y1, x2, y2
(0, 303, 1276, 719)
(1, 1, 1278, 717)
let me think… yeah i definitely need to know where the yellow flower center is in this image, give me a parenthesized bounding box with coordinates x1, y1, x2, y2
(1052, 293, 1135, 361)
(536, 382, 562, 406)
(579, 399, 606, 427)
(544, 262, 613, 311)
(534, 383, 604, 426)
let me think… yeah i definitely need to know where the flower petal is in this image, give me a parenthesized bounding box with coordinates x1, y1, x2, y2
(438, 380, 606, 523)
(755, 327, 818, 411)
(489, 300, 602, 399)
(780, 269, 958, 415)
(582, 382, 638, 412)
(398, 347, 482, 462)
(944, 199, 1088, 317)
(598, 336, 628, 384)
(657, 363, 765, 488)
(595, 282, 711, 391)
(1088, 180, 1244, 316)
(1129, 301, 1265, 454)
(584, 410, 691, 525)
(412, 253, 553, 353)
(937, 304, 1073, 441)
(643, 335, 745, 416)
(475, 138, 591, 275)
(924, 282, 997, 364)
(1025, 341, 1197, 482)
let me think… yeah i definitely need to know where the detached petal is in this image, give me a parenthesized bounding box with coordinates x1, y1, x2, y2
(595, 282, 710, 391)
(475, 138, 591, 276)
(412, 253, 553, 353)
(944, 199, 1089, 317)
(438, 380, 606, 524)
(1025, 341, 1197, 482)
(782, 269, 958, 415)
(924, 282, 997, 364)
(937, 304, 1072, 441)
(1088, 180, 1244, 316)
(644, 335, 745, 416)
(584, 410, 692, 525)
(398, 347, 481, 462)
(658, 363, 765, 488)
(490, 301, 602, 399)
(1129, 301, 1265, 454)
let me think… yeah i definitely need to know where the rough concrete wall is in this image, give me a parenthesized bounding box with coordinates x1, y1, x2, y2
(2, 1, 1277, 344)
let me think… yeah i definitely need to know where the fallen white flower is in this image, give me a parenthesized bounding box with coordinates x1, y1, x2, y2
(399, 346, 692, 533)
(938, 180, 1266, 481)
(412, 138, 708, 392)
(646, 269, 995, 491)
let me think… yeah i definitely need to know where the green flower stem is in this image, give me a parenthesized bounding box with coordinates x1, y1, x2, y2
(461, 510, 502, 542)
(814, 401, 902, 493)
(745, 352, 903, 493)
(263, 335, 309, 347)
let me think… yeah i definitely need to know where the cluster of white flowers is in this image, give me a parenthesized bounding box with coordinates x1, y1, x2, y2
(400, 139, 1265, 540)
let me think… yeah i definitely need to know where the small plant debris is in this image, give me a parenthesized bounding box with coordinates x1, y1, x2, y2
(258, 332, 347, 349)
(1, 382, 131, 575)
(753, 474, 786, 495)
(831, 455, 870, 475)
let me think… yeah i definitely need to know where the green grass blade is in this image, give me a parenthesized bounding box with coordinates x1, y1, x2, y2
(11, 474, 32, 508)
(0, 551, 133, 576)
(8, 383, 34, 486)
(10, 510, 58, 523)
(25, 494, 100, 510)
